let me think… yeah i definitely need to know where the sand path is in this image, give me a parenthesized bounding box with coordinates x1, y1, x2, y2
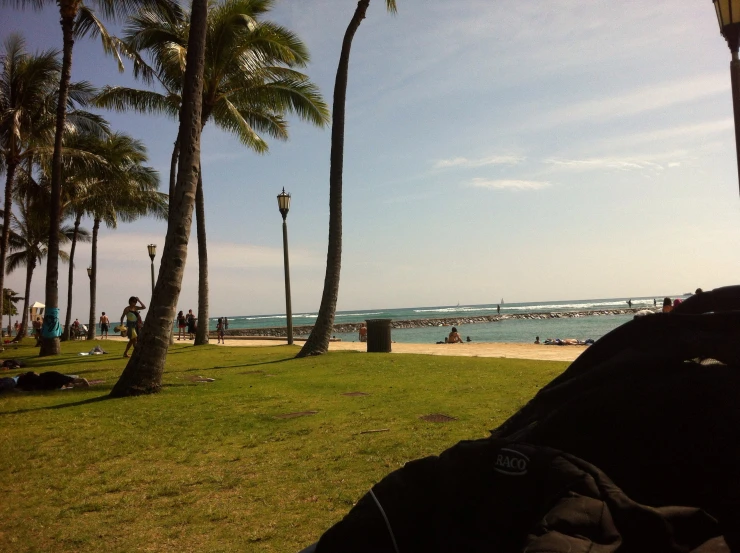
(104, 336, 584, 362)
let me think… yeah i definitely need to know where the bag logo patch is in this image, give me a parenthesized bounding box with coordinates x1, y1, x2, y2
(494, 448, 529, 476)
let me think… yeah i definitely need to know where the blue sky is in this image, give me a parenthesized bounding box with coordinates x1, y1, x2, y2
(1, 0, 739, 320)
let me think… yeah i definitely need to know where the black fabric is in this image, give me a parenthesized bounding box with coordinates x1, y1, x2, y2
(315, 440, 726, 553)
(16, 371, 73, 391)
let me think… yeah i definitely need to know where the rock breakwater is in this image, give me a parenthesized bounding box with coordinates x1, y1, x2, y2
(217, 308, 652, 338)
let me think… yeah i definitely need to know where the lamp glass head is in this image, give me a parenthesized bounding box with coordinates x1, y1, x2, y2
(715, 0, 740, 29)
(277, 188, 291, 216)
(147, 244, 157, 258)
(87, 267, 92, 278)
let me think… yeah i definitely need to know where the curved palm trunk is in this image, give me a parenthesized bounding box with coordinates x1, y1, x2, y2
(194, 165, 209, 345)
(62, 212, 82, 341)
(87, 218, 99, 340)
(0, 160, 18, 326)
(297, 0, 370, 357)
(110, 0, 209, 397)
(40, 6, 76, 357)
(17, 258, 35, 342)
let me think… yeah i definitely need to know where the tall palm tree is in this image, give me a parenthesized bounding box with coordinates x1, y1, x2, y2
(2, 0, 177, 356)
(97, 0, 329, 345)
(0, 34, 60, 334)
(81, 132, 165, 340)
(110, 0, 209, 397)
(7, 202, 80, 343)
(297, 0, 397, 357)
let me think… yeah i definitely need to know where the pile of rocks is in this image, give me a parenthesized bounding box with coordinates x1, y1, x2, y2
(217, 308, 657, 338)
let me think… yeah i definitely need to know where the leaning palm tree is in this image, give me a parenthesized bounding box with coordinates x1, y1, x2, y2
(0, 34, 60, 333)
(110, 0, 209, 397)
(97, 0, 329, 345)
(2, 0, 178, 356)
(297, 0, 397, 357)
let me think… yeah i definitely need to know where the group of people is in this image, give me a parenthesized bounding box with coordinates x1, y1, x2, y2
(436, 327, 471, 344)
(1, 371, 90, 394)
(176, 309, 197, 340)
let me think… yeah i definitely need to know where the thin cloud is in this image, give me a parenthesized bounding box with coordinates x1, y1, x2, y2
(544, 153, 687, 172)
(434, 155, 524, 169)
(469, 178, 550, 191)
(537, 74, 728, 128)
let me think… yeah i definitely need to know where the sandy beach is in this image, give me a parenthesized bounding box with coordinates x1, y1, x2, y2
(104, 336, 584, 362)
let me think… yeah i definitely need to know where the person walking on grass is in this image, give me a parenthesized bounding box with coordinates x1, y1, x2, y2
(121, 296, 146, 358)
(99, 312, 110, 339)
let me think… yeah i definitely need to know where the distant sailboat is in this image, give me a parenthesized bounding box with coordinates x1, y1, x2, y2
(501, 298, 504, 305)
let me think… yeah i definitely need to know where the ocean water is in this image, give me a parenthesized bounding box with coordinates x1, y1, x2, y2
(204, 294, 688, 344)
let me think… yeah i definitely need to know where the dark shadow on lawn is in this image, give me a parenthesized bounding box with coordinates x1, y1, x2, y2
(180, 357, 295, 373)
(0, 393, 111, 416)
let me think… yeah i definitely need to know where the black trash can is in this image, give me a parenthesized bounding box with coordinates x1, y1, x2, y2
(366, 319, 392, 353)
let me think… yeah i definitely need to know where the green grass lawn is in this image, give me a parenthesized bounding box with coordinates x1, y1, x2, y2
(0, 339, 567, 553)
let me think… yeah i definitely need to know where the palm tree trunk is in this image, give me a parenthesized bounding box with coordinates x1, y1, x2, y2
(194, 165, 209, 345)
(169, 130, 181, 221)
(297, 0, 370, 358)
(17, 258, 34, 342)
(87, 218, 99, 340)
(110, 0, 209, 397)
(62, 212, 81, 341)
(40, 5, 76, 357)
(0, 159, 17, 327)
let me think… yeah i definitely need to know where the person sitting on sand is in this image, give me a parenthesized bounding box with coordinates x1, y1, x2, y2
(466, 336, 472, 342)
(358, 323, 367, 343)
(121, 296, 146, 358)
(448, 327, 463, 343)
(534, 336, 540, 344)
(662, 297, 673, 313)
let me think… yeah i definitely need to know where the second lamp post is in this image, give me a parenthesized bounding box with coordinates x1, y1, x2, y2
(277, 188, 294, 345)
(147, 244, 157, 296)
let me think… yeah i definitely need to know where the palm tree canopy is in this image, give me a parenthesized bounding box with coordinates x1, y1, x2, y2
(96, 0, 329, 153)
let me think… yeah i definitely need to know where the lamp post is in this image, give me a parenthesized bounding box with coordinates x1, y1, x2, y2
(147, 244, 156, 296)
(713, 0, 740, 195)
(277, 188, 294, 345)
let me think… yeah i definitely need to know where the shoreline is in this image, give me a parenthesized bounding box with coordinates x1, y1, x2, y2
(102, 336, 584, 361)
(218, 308, 650, 338)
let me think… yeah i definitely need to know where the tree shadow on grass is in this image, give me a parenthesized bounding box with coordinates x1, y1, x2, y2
(179, 357, 295, 373)
(0, 393, 112, 416)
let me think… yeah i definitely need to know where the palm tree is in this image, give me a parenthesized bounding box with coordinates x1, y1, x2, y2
(110, 0, 209, 397)
(97, 0, 329, 345)
(3, 0, 177, 356)
(0, 34, 60, 335)
(81, 132, 165, 340)
(2, 287, 22, 336)
(7, 198, 80, 343)
(297, 0, 397, 357)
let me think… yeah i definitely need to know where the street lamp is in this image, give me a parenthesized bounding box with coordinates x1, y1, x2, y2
(713, 0, 740, 195)
(277, 188, 293, 345)
(147, 244, 156, 296)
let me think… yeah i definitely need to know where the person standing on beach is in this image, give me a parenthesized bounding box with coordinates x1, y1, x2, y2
(121, 296, 146, 358)
(186, 309, 196, 340)
(358, 323, 367, 342)
(99, 312, 110, 339)
(627, 299, 632, 308)
(32, 317, 42, 345)
(216, 318, 225, 344)
(177, 311, 186, 340)
(497, 304, 500, 314)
